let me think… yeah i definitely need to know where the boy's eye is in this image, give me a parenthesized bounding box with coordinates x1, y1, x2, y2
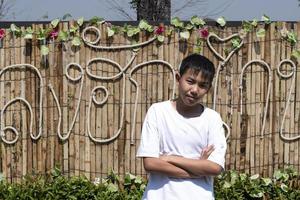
(199, 83, 210, 89)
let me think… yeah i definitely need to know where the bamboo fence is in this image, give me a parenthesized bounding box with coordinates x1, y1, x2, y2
(0, 21, 300, 182)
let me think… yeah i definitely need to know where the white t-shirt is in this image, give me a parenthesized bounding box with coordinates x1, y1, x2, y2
(137, 100, 227, 200)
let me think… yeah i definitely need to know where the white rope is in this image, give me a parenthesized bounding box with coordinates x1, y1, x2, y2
(276, 59, 299, 141)
(48, 84, 62, 140)
(47, 63, 84, 141)
(207, 33, 243, 140)
(0, 97, 33, 144)
(239, 60, 272, 138)
(0, 64, 44, 143)
(129, 60, 176, 144)
(207, 33, 244, 65)
(81, 26, 156, 50)
(86, 54, 136, 143)
(64, 63, 85, 140)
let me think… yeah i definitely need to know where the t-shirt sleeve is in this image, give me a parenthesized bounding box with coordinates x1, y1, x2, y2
(207, 113, 227, 170)
(136, 105, 160, 158)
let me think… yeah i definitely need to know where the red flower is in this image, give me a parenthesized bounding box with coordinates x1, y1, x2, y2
(155, 25, 165, 35)
(198, 27, 209, 39)
(0, 28, 5, 39)
(49, 30, 58, 40)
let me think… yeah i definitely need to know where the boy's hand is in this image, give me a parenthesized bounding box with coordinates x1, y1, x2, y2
(200, 145, 214, 160)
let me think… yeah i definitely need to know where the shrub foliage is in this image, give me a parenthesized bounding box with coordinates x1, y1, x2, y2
(0, 167, 299, 200)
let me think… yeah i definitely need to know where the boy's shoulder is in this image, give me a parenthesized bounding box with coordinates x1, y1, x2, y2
(203, 106, 223, 121)
(149, 100, 170, 109)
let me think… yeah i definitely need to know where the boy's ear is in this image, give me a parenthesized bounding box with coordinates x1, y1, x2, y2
(175, 72, 181, 82)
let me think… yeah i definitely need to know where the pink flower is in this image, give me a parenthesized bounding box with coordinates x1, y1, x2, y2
(49, 30, 58, 40)
(155, 25, 165, 35)
(198, 27, 209, 39)
(0, 28, 5, 39)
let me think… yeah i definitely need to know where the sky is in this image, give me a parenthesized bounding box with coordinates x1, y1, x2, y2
(1, 0, 300, 22)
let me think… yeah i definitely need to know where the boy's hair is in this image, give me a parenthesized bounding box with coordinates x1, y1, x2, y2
(179, 54, 215, 83)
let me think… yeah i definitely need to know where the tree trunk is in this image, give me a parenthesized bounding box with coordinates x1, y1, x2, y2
(137, 0, 170, 22)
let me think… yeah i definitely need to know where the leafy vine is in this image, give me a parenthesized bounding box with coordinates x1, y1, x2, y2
(0, 15, 299, 59)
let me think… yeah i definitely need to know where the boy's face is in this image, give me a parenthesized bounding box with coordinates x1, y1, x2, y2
(176, 68, 211, 107)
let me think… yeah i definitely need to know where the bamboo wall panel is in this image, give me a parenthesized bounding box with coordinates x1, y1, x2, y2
(0, 22, 300, 182)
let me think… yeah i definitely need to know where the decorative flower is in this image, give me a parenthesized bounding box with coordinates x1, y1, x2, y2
(198, 27, 209, 39)
(49, 29, 58, 40)
(0, 28, 5, 39)
(105, 22, 112, 28)
(155, 25, 165, 35)
(238, 29, 247, 39)
(93, 177, 101, 186)
(280, 27, 288, 38)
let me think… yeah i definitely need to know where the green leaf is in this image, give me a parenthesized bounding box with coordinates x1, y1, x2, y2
(138, 20, 153, 32)
(71, 36, 81, 46)
(40, 45, 49, 56)
(107, 27, 115, 37)
(126, 26, 140, 37)
(134, 176, 143, 185)
(239, 173, 247, 181)
(250, 174, 259, 180)
(179, 31, 190, 40)
(139, 19, 149, 30)
(280, 183, 289, 192)
(216, 16, 226, 27)
(77, 17, 84, 26)
(262, 14, 271, 24)
(230, 171, 238, 185)
(69, 25, 78, 34)
(24, 33, 33, 39)
(256, 28, 266, 38)
(58, 31, 68, 41)
(231, 38, 241, 48)
(89, 16, 105, 25)
(166, 29, 173, 36)
(250, 191, 264, 198)
(157, 35, 165, 43)
(51, 18, 60, 28)
(124, 172, 136, 186)
(223, 181, 231, 189)
(24, 27, 34, 39)
(274, 170, 283, 180)
(10, 23, 21, 33)
(62, 13, 72, 20)
(127, 29, 134, 37)
(242, 21, 253, 33)
(291, 50, 300, 59)
(194, 46, 202, 54)
(0, 173, 3, 181)
(251, 19, 258, 27)
(107, 183, 118, 193)
(194, 38, 202, 54)
(262, 178, 272, 186)
(185, 23, 194, 30)
(171, 17, 184, 29)
(287, 31, 297, 45)
(190, 16, 205, 27)
(282, 173, 289, 182)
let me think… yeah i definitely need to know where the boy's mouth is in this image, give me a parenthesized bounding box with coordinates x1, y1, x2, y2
(186, 95, 198, 102)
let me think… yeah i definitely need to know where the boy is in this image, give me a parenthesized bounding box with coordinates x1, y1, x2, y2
(137, 54, 227, 199)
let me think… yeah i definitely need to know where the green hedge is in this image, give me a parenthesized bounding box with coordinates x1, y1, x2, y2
(0, 167, 299, 200)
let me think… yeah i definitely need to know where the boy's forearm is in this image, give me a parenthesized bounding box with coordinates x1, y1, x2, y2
(143, 157, 197, 178)
(162, 155, 222, 176)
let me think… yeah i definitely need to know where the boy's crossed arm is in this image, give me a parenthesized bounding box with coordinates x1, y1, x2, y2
(143, 145, 222, 178)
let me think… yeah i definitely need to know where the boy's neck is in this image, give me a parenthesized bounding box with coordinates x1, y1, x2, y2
(172, 99, 204, 118)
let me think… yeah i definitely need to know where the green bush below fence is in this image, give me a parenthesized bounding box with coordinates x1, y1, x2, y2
(0, 167, 299, 200)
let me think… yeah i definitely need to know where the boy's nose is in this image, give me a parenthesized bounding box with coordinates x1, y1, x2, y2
(190, 85, 198, 95)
